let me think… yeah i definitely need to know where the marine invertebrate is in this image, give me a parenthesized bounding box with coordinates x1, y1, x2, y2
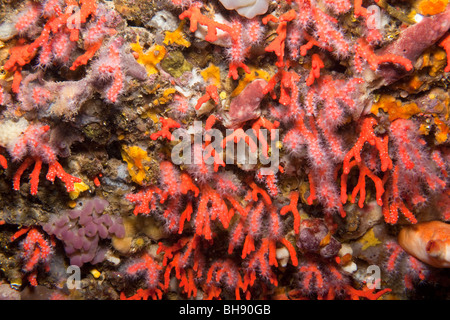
(297, 218, 341, 259)
(385, 240, 429, 290)
(4, 0, 119, 92)
(230, 66, 271, 97)
(398, 221, 450, 268)
(1, 122, 82, 195)
(370, 95, 422, 121)
(124, 155, 301, 299)
(440, 34, 450, 72)
(0, 84, 11, 106)
(200, 63, 222, 88)
(150, 117, 181, 141)
(157, 235, 203, 298)
(121, 145, 152, 186)
(126, 160, 231, 239)
(0, 152, 7, 170)
(383, 119, 447, 224)
(295, 258, 349, 299)
(11, 38, 147, 116)
(415, 0, 449, 16)
(280, 191, 301, 234)
(283, 0, 351, 60)
(122, 253, 163, 300)
(3, 39, 37, 93)
(179, 3, 255, 79)
(218, 0, 270, 19)
(195, 84, 220, 111)
(130, 36, 166, 75)
(280, 75, 364, 218)
(374, 4, 450, 85)
(204, 259, 248, 299)
(11, 227, 52, 287)
(91, 39, 123, 103)
(89, 37, 148, 104)
(13, 2, 41, 35)
(43, 198, 125, 267)
(341, 116, 392, 207)
(263, 10, 297, 68)
(306, 54, 325, 86)
(225, 79, 267, 128)
(354, 39, 413, 73)
(164, 20, 191, 47)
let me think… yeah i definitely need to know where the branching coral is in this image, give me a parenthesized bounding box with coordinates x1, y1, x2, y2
(11, 227, 53, 287)
(0, 121, 82, 195)
(4, 0, 117, 92)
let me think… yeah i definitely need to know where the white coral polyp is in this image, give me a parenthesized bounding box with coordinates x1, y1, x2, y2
(219, 0, 270, 19)
(0, 118, 28, 152)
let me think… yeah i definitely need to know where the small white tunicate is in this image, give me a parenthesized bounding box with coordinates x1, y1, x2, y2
(148, 10, 178, 31)
(105, 250, 121, 266)
(0, 21, 18, 41)
(276, 246, 290, 267)
(338, 243, 353, 257)
(219, 0, 270, 19)
(341, 261, 358, 274)
(194, 13, 231, 47)
(414, 13, 424, 23)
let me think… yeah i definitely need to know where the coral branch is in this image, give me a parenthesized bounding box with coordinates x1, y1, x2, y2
(439, 34, 450, 73)
(12, 227, 52, 286)
(280, 191, 301, 234)
(150, 118, 181, 141)
(195, 84, 219, 110)
(343, 117, 392, 174)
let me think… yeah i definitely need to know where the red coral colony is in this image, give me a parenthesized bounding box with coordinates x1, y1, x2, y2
(0, 0, 449, 303)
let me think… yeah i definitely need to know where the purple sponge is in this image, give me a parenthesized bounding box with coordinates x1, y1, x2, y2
(43, 198, 125, 267)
